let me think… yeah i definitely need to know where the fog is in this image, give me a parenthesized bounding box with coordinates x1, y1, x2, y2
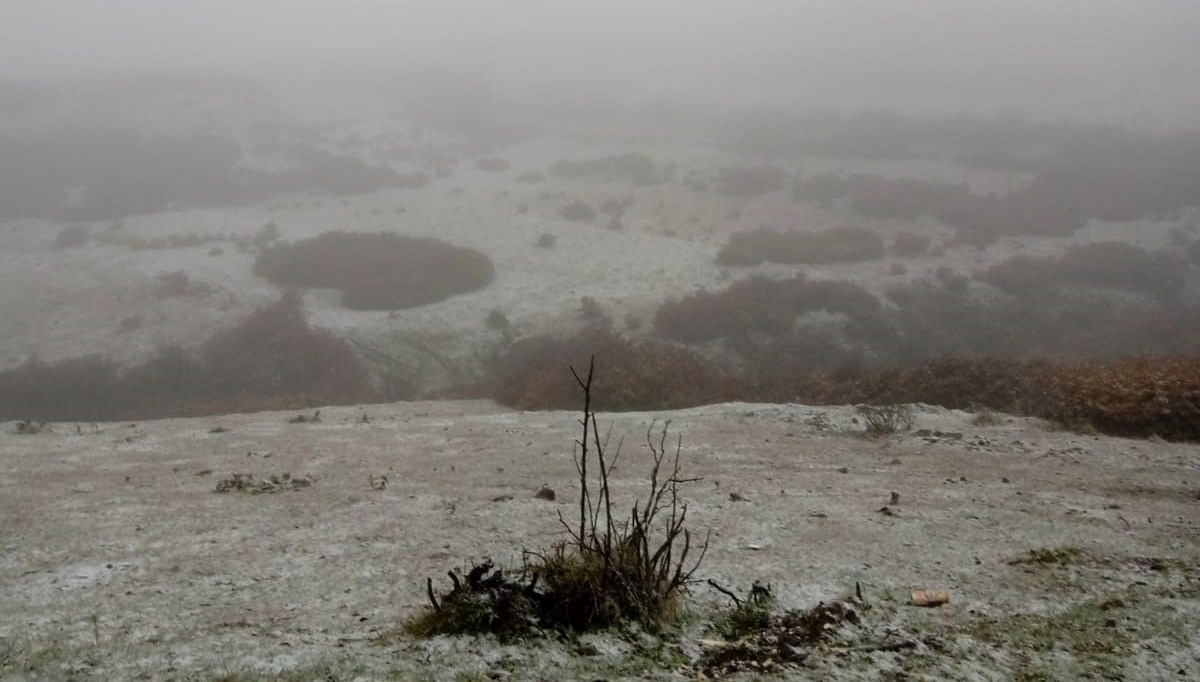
(2, 0, 1200, 424)
(3, 0, 1200, 126)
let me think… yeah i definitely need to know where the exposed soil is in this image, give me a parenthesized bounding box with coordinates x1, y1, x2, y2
(2, 400, 1197, 680)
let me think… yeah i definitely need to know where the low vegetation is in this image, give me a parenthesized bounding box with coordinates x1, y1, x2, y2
(254, 231, 495, 310)
(716, 225, 885, 266)
(406, 359, 707, 638)
(0, 292, 376, 422)
(855, 404, 916, 436)
(980, 242, 1188, 301)
(487, 330, 744, 412)
(548, 153, 662, 186)
(213, 472, 315, 494)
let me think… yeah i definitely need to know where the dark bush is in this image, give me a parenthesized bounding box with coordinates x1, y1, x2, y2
(0, 293, 377, 422)
(558, 200, 596, 222)
(0, 355, 125, 422)
(716, 225, 885, 266)
(713, 166, 787, 197)
(53, 224, 91, 249)
(485, 309, 510, 330)
(153, 270, 213, 298)
(659, 275, 885, 343)
(197, 291, 376, 410)
(254, 232, 494, 310)
(890, 231, 931, 257)
(548, 153, 660, 185)
(981, 242, 1187, 301)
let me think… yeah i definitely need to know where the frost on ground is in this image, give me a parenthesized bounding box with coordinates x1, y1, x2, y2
(1, 400, 1197, 680)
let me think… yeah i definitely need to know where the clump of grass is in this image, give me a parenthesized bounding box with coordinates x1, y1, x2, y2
(13, 419, 48, 435)
(856, 404, 915, 436)
(213, 472, 315, 494)
(406, 358, 708, 639)
(1007, 546, 1085, 566)
(405, 559, 540, 640)
(709, 581, 776, 640)
(702, 581, 862, 677)
(970, 409, 1003, 426)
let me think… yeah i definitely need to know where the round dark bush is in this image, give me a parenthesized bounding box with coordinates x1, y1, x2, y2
(255, 232, 494, 310)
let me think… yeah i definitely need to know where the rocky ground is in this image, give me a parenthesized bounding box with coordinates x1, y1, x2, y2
(1, 399, 1197, 680)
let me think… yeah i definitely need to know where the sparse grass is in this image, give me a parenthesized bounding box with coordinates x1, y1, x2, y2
(213, 472, 315, 494)
(701, 581, 863, 677)
(1007, 546, 1085, 566)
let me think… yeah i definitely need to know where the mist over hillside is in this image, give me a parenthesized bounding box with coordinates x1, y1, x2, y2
(2, 4, 1200, 680)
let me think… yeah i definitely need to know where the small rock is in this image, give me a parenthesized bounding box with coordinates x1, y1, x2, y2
(534, 487, 556, 501)
(837, 466, 849, 474)
(729, 492, 748, 502)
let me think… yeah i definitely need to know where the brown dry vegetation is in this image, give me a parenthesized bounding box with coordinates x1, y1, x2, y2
(0, 293, 375, 422)
(487, 329, 744, 412)
(254, 231, 494, 310)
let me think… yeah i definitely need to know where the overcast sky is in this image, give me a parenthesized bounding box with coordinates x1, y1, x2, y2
(3, 1, 1198, 122)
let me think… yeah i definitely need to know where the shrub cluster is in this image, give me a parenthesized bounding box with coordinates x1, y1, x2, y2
(0, 293, 376, 422)
(254, 232, 495, 310)
(716, 225, 885, 266)
(1039, 356, 1200, 440)
(795, 174, 965, 221)
(654, 275, 883, 345)
(411, 366, 706, 639)
(980, 242, 1188, 301)
(712, 166, 788, 197)
(488, 330, 744, 412)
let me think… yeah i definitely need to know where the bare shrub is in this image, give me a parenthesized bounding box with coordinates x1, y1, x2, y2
(408, 359, 707, 638)
(855, 404, 915, 436)
(255, 232, 495, 310)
